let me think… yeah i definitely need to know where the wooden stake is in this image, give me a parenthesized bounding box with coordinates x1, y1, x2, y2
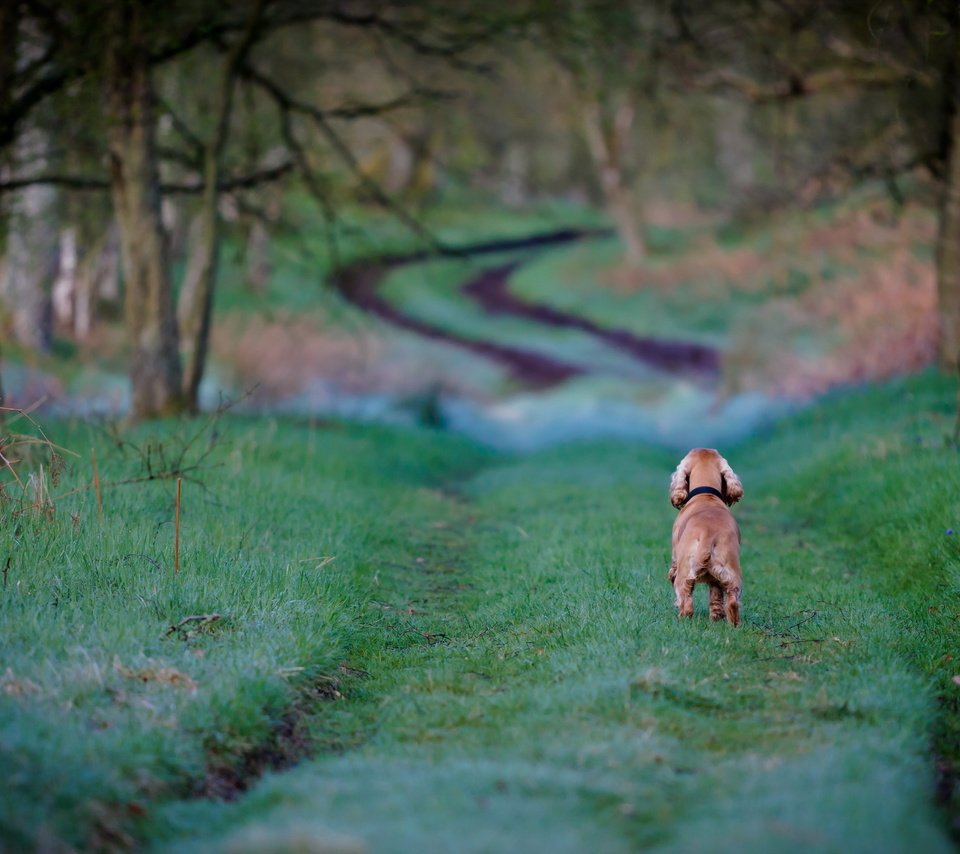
(91, 448, 103, 525)
(174, 477, 182, 574)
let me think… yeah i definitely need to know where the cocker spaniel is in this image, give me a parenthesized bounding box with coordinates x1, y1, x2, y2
(668, 448, 744, 626)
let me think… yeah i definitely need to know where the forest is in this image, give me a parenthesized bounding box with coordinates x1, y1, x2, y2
(2, 2, 960, 852)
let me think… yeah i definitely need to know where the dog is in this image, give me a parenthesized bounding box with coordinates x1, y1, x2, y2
(668, 448, 744, 626)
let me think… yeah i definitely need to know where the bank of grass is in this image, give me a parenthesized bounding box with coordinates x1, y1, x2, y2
(3, 372, 960, 852)
(141, 371, 959, 853)
(509, 193, 937, 393)
(0, 414, 490, 849)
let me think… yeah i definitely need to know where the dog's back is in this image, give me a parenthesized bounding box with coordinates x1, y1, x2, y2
(672, 501, 741, 581)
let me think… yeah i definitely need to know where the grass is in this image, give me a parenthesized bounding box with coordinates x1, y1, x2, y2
(507, 194, 937, 395)
(511, 236, 735, 344)
(4, 370, 959, 851)
(0, 413, 489, 849)
(378, 253, 662, 380)
(212, 195, 605, 318)
(155, 371, 958, 853)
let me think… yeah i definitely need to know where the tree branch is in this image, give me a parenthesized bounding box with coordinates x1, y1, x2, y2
(238, 59, 440, 250)
(692, 62, 932, 103)
(0, 160, 293, 194)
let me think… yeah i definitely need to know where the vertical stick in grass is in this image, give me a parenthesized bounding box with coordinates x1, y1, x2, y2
(174, 477, 182, 574)
(91, 448, 103, 525)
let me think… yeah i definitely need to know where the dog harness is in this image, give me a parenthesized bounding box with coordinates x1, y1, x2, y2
(681, 485, 724, 507)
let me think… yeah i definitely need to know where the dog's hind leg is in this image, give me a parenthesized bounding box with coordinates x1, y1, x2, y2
(711, 563, 742, 627)
(724, 585, 741, 627)
(708, 582, 725, 621)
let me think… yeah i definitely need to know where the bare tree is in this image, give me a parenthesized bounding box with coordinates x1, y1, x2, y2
(0, 0, 523, 417)
(678, 1, 959, 368)
(537, 3, 662, 267)
(177, 0, 266, 412)
(1, 127, 57, 353)
(104, 0, 185, 417)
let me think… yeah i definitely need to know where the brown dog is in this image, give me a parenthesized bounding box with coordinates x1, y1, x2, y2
(668, 448, 744, 626)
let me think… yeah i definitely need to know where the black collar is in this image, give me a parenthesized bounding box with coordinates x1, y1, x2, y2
(682, 485, 724, 507)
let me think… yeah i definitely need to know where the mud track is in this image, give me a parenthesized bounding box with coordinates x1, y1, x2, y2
(332, 229, 721, 387)
(462, 261, 720, 380)
(335, 259, 582, 387)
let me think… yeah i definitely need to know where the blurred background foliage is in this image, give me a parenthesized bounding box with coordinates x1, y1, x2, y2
(0, 0, 957, 436)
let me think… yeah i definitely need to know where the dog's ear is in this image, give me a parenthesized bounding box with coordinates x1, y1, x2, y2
(719, 455, 743, 505)
(669, 452, 693, 508)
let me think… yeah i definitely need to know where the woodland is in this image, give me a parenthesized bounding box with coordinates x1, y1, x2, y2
(3, 3, 960, 853)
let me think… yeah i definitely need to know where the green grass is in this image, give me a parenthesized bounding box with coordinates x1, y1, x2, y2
(379, 253, 664, 381)
(212, 196, 605, 318)
(506, 193, 936, 382)
(0, 414, 490, 849)
(510, 237, 737, 345)
(3, 372, 960, 852)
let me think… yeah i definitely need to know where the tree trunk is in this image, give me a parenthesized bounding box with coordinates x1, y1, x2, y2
(51, 227, 78, 331)
(73, 224, 116, 341)
(0, 0, 18, 148)
(244, 217, 271, 294)
(177, 174, 220, 411)
(178, 0, 263, 411)
(938, 103, 960, 371)
(582, 97, 646, 267)
(1, 128, 57, 352)
(713, 96, 757, 212)
(0, 341, 5, 422)
(105, 0, 184, 418)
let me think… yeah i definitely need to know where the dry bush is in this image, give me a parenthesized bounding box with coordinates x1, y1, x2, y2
(212, 313, 485, 401)
(725, 248, 936, 397)
(0, 406, 72, 517)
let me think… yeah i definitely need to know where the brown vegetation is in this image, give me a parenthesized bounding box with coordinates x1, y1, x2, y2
(722, 202, 938, 396)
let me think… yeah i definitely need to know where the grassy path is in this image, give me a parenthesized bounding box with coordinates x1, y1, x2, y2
(2, 374, 959, 851)
(143, 374, 959, 853)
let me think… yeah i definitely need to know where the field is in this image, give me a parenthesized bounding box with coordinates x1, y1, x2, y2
(3, 370, 959, 852)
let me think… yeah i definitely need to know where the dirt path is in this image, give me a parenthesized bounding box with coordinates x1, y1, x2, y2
(332, 229, 721, 387)
(463, 261, 720, 381)
(335, 260, 583, 387)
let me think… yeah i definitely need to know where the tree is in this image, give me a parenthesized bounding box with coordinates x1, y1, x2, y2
(0, 0, 511, 417)
(176, 0, 265, 412)
(535, 2, 663, 267)
(1, 128, 57, 353)
(105, 0, 185, 417)
(675, 0, 960, 369)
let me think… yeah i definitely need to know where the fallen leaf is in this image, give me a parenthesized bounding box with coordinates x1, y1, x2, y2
(1, 667, 41, 698)
(113, 657, 197, 691)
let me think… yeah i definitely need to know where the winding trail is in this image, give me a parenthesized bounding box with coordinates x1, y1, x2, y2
(333, 229, 721, 387)
(335, 260, 583, 387)
(462, 261, 720, 380)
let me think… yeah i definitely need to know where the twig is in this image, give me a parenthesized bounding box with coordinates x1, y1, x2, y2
(91, 447, 103, 525)
(121, 553, 163, 571)
(174, 477, 182, 574)
(163, 613, 222, 637)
